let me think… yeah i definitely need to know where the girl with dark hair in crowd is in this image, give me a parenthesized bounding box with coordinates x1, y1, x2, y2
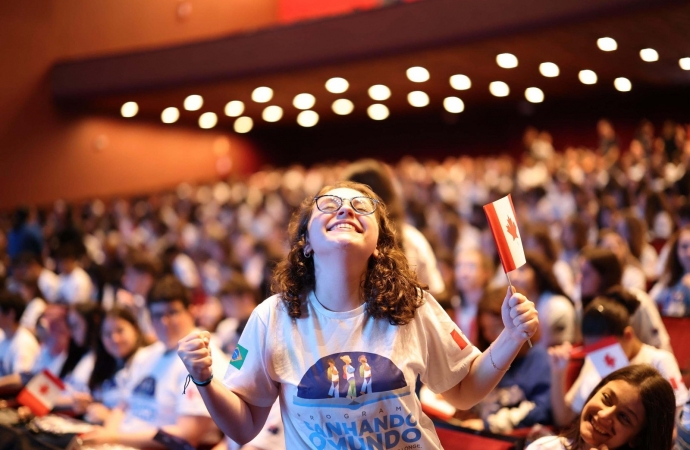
(77, 306, 146, 424)
(598, 229, 646, 292)
(615, 210, 660, 282)
(578, 247, 671, 352)
(548, 290, 687, 429)
(512, 251, 576, 349)
(177, 181, 539, 448)
(529, 365, 676, 450)
(650, 224, 690, 317)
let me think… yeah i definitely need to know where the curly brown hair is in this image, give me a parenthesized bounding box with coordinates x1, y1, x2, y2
(271, 181, 426, 325)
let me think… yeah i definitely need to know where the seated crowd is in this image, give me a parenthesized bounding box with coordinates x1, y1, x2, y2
(0, 118, 689, 449)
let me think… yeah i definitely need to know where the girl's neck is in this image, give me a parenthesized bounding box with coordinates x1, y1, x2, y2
(313, 256, 367, 312)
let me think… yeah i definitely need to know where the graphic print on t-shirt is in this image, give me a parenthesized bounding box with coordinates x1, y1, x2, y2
(294, 352, 409, 409)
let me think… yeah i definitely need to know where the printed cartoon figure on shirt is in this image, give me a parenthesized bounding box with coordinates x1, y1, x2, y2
(326, 359, 339, 398)
(295, 352, 408, 410)
(340, 355, 357, 400)
(359, 355, 372, 395)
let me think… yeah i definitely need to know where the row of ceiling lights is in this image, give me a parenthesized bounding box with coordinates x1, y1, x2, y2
(119, 37, 690, 131)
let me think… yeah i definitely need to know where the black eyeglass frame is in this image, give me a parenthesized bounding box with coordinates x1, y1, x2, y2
(313, 195, 380, 215)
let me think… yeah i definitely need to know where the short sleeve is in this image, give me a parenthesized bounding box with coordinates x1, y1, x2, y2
(222, 303, 279, 407)
(418, 295, 481, 394)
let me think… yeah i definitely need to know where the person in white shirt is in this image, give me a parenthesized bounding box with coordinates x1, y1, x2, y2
(177, 181, 539, 448)
(343, 159, 446, 297)
(528, 365, 675, 450)
(55, 244, 94, 304)
(452, 248, 496, 344)
(0, 291, 40, 377)
(81, 275, 228, 449)
(549, 293, 688, 429)
(11, 252, 60, 303)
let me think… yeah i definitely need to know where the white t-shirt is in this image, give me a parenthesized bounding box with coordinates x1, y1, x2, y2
(20, 297, 46, 333)
(32, 346, 68, 376)
(0, 326, 40, 376)
(566, 344, 689, 412)
(629, 288, 672, 353)
(535, 292, 576, 349)
(119, 338, 228, 433)
(64, 351, 95, 393)
(93, 347, 146, 409)
(39, 268, 60, 303)
(57, 267, 94, 304)
(223, 292, 481, 449)
(401, 224, 445, 297)
(527, 436, 570, 450)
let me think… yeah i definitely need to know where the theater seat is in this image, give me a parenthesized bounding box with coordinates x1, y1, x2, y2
(661, 316, 690, 387)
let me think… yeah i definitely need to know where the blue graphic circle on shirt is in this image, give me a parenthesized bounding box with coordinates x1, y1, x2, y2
(296, 352, 407, 400)
(231, 348, 240, 360)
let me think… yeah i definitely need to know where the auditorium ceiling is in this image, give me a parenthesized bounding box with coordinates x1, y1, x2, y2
(51, 0, 690, 134)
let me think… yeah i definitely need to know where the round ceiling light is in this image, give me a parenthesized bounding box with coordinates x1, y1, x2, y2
(443, 97, 464, 113)
(224, 101, 244, 117)
(252, 87, 273, 103)
(184, 95, 203, 111)
(496, 53, 518, 69)
(539, 62, 560, 77)
(406, 66, 430, 82)
(161, 107, 180, 124)
(449, 74, 471, 90)
(367, 104, 389, 121)
(120, 102, 138, 118)
(297, 110, 319, 127)
(489, 81, 510, 97)
(234, 116, 253, 133)
(325, 77, 349, 94)
(332, 99, 354, 115)
(293, 93, 316, 110)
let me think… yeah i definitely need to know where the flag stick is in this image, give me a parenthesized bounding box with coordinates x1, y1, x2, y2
(506, 271, 533, 348)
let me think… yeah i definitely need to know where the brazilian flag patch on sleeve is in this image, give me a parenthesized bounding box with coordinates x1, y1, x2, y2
(230, 344, 248, 370)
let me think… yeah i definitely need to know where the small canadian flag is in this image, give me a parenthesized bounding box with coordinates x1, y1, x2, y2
(584, 336, 629, 378)
(16, 369, 65, 416)
(483, 194, 526, 273)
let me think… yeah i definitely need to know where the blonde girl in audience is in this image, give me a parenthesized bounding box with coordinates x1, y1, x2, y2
(528, 364, 676, 450)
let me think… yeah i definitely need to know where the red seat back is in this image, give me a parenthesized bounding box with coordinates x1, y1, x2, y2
(662, 316, 690, 386)
(435, 423, 525, 450)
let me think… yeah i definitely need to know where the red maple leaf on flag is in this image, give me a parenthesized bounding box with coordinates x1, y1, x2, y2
(505, 216, 519, 241)
(604, 354, 616, 368)
(670, 377, 678, 389)
(39, 384, 49, 394)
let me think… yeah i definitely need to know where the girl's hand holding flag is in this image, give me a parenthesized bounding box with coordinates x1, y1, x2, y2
(484, 194, 537, 346)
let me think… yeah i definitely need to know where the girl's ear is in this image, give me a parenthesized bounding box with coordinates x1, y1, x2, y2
(373, 248, 380, 258)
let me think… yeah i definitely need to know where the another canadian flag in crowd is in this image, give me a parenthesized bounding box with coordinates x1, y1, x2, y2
(16, 369, 65, 416)
(483, 194, 526, 273)
(584, 336, 629, 378)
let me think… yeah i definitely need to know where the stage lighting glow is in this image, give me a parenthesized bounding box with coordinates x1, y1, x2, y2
(450, 74, 471, 90)
(614, 77, 632, 92)
(161, 107, 180, 124)
(224, 101, 244, 117)
(121, 102, 138, 118)
(293, 93, 316, 110)
(234, 116, 253, 133)
(489, 81, 509, 97)
(367, 104, 389, 120)
(297, 110, 319, 127)
(332, 99, 354, 115)
(368, 85, 391, 101)
(407, 66, 430, 82)
(443, 97, 464, 113)
(525, 87, 544, 103)
(640, 48, 659, 62)
(578, 70, 598, 85)
(680, 58, 690, 70)
(252, 87, 273, 103)
(407, 91, 429, 107)
(184, 95, 203, 111)
(597, 37, 617, 51)
(325, 77, 349, 94)
(539, 62, 559, 77)
(262, 105, 283, 122)
(496, 53, 518, 69)
(198, 112, 218, 129)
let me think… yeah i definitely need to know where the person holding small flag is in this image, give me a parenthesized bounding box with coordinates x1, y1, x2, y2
(177, 181, 539, 448)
